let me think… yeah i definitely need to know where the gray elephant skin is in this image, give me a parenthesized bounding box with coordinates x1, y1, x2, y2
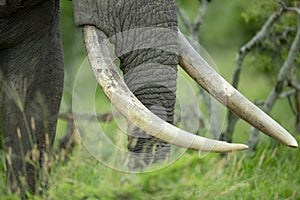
(0, 0, 298, 198)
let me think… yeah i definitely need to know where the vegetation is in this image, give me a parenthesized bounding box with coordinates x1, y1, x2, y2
(1, 141, 299, 199)
(1, 0, 299, 199)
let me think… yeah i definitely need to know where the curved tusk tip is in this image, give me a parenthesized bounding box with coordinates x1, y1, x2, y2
(287, 140, 298, 148)
(281, 135, 298, 148)
(233, 143, 249, 151)
(214, 142, 249, 152)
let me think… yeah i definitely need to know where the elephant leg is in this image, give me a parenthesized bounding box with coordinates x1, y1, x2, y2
(0, 0, 63, 195)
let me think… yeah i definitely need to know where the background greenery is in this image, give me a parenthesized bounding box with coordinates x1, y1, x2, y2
(1, 0, 299, 199)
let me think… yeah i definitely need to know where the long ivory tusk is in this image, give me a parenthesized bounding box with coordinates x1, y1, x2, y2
(178, 31, 298, 148)
(83, 25, 248, 152)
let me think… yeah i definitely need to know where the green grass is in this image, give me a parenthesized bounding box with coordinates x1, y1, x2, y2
(49, 143, 298, 200)
(2, 140, 298, 199)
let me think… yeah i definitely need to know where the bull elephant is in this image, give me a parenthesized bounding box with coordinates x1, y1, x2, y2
(0, 0, 298, 197)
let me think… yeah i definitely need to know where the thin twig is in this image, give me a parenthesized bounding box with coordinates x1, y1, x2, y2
(261, 15, 300, 113)
(192, 0, 208, 34)
(285, 7, 300, 14)
(279, 89, 298, 98)
(59, 112, 114, 122)
(178, 0, 209, 39)
(280, 0, 300, 14)
(233, 5, 284, 88)
(178, 6, 192, 32)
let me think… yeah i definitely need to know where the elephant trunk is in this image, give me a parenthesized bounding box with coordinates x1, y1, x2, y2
(113, 26, 180, 167)
(121, 48, 178, 167)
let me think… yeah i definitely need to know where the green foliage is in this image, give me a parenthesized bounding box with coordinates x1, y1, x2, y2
(241, 0, 300, 77)
(241, 0, 277, 24)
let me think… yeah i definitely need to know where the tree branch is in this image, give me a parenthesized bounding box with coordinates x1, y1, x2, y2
(178, 0, 209, 39)
(248, 10, 300, 149)
(279, 89, 298, 98)
(59, 112, 114, 122)
(177, 6, 192, 32)
(261, 14, 300, 113)
(192, 0, 208, 35)
(233, 5, 284, 88)
(222, 3, 285, 143)
(280, 0, 300, 15)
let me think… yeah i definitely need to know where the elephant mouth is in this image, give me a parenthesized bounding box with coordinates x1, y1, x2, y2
(83, 25, 298, 152)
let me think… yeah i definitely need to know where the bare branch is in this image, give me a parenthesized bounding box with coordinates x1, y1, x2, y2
(233, 5, 284, 88)
(263, 20, 300, 112)
(280, 0, 300, 14)
(178, 0, 209, 39)
(287, 95, 297, 115)
(285, 7, 300, 14)
(279, 89, 298, 98)
(59, 112, 114, 122)
(192, 0, 208, 34)
(177, 6, 192, 32)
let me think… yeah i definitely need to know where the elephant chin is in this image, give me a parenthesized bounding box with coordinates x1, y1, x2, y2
(83, 25, 297, 153)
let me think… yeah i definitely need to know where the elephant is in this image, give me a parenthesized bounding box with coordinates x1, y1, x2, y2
(0, 0, 298, 197)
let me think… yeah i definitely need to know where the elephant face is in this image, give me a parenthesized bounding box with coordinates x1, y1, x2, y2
(73, 0, 180, 168)
(75, 0, 297, 152)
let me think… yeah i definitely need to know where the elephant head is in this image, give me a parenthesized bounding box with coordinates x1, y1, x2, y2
(73, 0, 297, 155)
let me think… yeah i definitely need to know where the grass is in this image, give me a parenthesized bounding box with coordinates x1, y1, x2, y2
(2, 139, 298, 199)
(46, 140, 299, 200)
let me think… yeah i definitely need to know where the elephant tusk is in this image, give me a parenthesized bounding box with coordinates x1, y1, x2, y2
(178, 31, 298, 148)
(83, 25, 248, 152)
